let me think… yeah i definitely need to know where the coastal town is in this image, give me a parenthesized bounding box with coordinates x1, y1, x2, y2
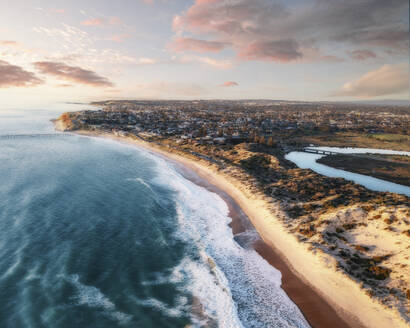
(59, 100, 410, 182)
(77, 100, 409, 148)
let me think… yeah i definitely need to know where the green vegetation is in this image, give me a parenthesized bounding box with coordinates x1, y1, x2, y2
(297, 132, 410, 152)
(369, 133, 410, 143)
(318, 154, 410, 186)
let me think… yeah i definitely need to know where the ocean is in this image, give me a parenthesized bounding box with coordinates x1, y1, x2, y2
(0, 105, 310, 327)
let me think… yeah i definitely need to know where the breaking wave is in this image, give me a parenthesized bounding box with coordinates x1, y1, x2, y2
(142, 149, 310, 328)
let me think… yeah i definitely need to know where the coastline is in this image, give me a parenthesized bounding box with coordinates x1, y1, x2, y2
(72, 130, 407, 328)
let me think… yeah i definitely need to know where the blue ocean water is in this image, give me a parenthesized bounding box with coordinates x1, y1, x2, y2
(0, 105, 310, 328)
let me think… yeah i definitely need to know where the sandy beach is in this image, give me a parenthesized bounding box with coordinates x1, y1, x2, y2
(73, 130, 408, 328)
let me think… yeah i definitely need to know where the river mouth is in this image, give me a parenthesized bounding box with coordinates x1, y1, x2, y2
(285, 147, 410, 197)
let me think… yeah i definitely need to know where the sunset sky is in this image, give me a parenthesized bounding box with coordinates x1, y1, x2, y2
(0, 0, 409, 106)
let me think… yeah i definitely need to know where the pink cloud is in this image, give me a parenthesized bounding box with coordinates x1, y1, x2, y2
(50, 9, 65, 14)
(0, 40, 19, 47)
(348, 49, 377, 61)
(171, 0, 407, 63)
(138, 57, 157, 64)
(34, 61, 113, 87)
(81, 17, 122, 27)
(172, 0, 301, 62)
(318, 55, 344, 63)
(179, 55, 233, 69)
(81, 18, 105, 26)
(107, 33, 130, 43)
(238, 39, 302, 62)
(334, 63, 409, 98)
(220, 81, 238, 87)
(56, 83, 73, 87)
(174, 0, 286, 35)
(169, 37, 227, 53)
(108, 17, 123, 25)
(0, 60, 43, 88)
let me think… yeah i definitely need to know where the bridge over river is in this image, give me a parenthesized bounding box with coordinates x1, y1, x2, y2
(303, 148, 340, 155)
(284, 147, 342, 156)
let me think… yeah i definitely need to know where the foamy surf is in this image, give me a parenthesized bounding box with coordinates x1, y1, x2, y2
(142, 149, 311, 328)
(0, 125, 310, 327)
(65, 274, 133, 325)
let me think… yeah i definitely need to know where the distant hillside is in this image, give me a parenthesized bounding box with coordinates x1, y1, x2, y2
(349, 99, 410, 107)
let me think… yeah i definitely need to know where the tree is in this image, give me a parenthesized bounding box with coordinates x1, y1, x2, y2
(267, 136, 276, 147)
(199, 126, 207, 137)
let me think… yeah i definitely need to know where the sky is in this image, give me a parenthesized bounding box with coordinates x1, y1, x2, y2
(0, 0, 409, 106)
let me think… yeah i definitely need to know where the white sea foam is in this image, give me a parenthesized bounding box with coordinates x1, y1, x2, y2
(2, 256, 21, 279)
(140, 271, 178, 286)
(65, 274, 132, 325)
(2, 243, 26, 279)
(25, 264, 41, 281)
(131, 296, 187, 318)
(140, 150, 311, 328)
(127, 177, 153, 191)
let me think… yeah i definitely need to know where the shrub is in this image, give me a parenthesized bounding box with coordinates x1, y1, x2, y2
(366, 266, 391, 280)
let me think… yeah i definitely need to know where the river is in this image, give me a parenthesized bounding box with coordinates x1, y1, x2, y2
(285, 147, 410, 197)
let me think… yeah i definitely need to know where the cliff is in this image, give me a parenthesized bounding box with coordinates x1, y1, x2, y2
(53, 112, 83, 131)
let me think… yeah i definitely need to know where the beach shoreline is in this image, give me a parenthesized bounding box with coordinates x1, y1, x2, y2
(72, 130, 407, 328)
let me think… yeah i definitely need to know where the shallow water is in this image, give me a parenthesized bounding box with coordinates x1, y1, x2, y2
(0, 105, 310, 327)
(285, 147, 410, 196)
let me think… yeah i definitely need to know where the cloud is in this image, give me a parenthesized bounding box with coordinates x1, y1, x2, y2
(171, 0, 408, 63)
(348, 49, 377, 61)
(238, 39, 302, 62)
(0, 40, 19, 47)
(220, 81, 238, 87)
(107, 33, 130, 43)
(56, 83, 73, 87)
(34, 61, 113, 87)
(286, 0, 408, 50)
(169, 37, 228, 53)
(318, 55, 344, 62)
(173, 0, 288, 35)
(334, 63, 409, 97)
(108, 17, 123, 25)
(81, 18, 105, 26)
(0, 60, 43, 88)
(81, 16, 123, 27)
(137, 57, 158, 65)
(50, 9, 65, 14)
(33, 24, 137, 66)
(33, 24, 90, 49)
(179, 55, 233, 69)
